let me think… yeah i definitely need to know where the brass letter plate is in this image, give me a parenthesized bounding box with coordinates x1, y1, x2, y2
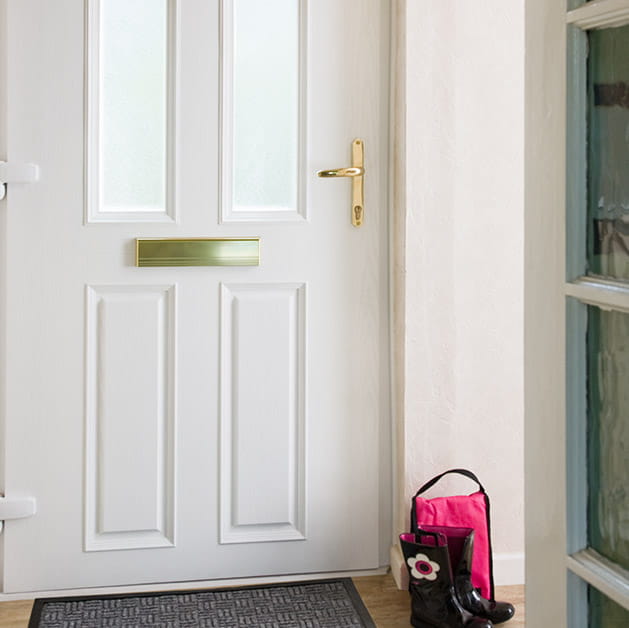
(136, 238, 260, 267)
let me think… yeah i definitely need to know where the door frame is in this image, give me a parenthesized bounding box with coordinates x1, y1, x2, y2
(524, 0, 567, 625)
(0, 0, 8, 564)
(0, 0, 394, 598)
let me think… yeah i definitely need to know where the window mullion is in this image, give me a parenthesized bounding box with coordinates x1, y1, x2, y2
(568, 549, 629, 612)
(568, 0, 629, 30)
(565, 277, 629, 312)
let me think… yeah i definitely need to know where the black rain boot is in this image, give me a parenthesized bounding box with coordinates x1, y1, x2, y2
(400, 532, 493, 628)
(419, 526, 516, 624)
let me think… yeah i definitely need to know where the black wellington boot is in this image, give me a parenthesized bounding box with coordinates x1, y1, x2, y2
(419, 526, 516, 624)
(400, 532, 493, 628)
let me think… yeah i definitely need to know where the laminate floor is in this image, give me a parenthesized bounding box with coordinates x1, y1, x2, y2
(353, 577, 525, 627)
(0, 576, 524, 627)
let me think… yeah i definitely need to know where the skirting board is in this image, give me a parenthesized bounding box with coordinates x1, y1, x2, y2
(390, 544, 525, 590)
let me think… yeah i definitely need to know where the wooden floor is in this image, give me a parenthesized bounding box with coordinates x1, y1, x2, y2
(353, 577, 525, 627)
(0, 575, 524, 627)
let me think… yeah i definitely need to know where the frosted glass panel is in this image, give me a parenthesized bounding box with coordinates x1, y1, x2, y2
(587, 26, 629, 279)
(589, 586, 629, 628)
(231, 0, 299, 213)
(587, 307, 629, 571)
(101, 0, 168, 211)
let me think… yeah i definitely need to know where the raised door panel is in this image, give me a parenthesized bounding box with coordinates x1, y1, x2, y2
(85, 285, 176, 551)
(219, 283, 306, 543)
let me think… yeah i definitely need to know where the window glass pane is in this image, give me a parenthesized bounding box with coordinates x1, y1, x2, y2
(102, 0, 168, 211)
(589, 586, 629, 627)
(587, 307, 629, 569)
(587, 26, 629, 280)
(232, 0, 299, 212)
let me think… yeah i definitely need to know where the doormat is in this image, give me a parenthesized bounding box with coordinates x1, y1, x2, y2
(28, 578, 376, 628)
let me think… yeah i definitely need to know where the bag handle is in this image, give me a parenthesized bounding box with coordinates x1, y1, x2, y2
(413, 468, 486, 499)
(414, 528, 442, 547)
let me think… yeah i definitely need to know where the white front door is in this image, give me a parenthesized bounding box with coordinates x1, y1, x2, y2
(0, 0, 390, 593)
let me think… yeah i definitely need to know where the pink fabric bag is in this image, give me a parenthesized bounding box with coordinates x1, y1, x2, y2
(410, 469, 494, 600)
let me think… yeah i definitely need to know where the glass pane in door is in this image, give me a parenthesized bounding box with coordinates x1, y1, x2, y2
(232, 0, 300, 212)
(101, 0, 169, 211)
(586, 306, 629, 569)
(589, 586, 629, 627)
(587, 26, 629, 280)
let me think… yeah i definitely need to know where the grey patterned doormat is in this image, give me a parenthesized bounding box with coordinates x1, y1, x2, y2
(28, 578, 376, 628)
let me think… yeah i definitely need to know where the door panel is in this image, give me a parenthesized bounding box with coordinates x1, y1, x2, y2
(1, 0, 389, 592)
(222, 0, 305, 222)
(86, 0, 176, 223)
(85, 285, 176, 552)
(219, 282, 306, 544)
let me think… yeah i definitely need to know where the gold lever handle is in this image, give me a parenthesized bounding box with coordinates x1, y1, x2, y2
(317, 166, 364, 178)
(317, 138, 365, 227)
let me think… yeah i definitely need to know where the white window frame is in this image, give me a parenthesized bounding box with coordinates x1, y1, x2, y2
(566, 0, 629, 621)
(526, 1, 629, 625)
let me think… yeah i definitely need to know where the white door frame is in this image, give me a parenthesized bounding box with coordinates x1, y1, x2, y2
(0, 0, 395, 598)
(524, 0, 568, 624)
(0, 0, 8, 540)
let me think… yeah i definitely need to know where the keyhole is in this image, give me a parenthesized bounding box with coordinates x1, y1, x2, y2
(354, 205, 363, 223)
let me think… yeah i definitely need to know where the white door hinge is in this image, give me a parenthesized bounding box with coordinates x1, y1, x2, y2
(0, 161, 40, 200)
(0, 495, 36, 521)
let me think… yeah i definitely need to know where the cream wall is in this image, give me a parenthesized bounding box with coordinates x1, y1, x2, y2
(392, 0, 525, 586)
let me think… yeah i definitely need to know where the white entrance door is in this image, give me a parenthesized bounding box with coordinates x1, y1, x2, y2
(0, 0, 390, 593)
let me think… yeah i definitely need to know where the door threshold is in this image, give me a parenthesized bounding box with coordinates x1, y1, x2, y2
(0, 567, 390, 602)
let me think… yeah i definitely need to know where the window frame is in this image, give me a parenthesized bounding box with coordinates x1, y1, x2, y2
(566, 0, 629, 620)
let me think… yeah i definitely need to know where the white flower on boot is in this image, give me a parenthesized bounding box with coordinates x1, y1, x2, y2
(407, 553, 440, 581)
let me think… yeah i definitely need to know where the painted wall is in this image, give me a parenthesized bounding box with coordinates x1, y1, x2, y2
(392, 0, 525, 585)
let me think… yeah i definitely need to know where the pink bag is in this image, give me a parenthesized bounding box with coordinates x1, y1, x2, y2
(410, 469, 494, 600)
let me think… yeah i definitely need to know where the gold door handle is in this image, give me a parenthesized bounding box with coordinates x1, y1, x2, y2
(317, 166, 364, 178)
(317, 138, 365, 227)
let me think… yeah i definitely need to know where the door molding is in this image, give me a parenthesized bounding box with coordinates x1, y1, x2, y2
(524, 0, 567, 625)
(0, 0, 8, 518)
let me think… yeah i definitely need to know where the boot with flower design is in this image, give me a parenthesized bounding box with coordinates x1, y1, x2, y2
(418, 526, 515, 624)
(400, 531, 493, 628)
